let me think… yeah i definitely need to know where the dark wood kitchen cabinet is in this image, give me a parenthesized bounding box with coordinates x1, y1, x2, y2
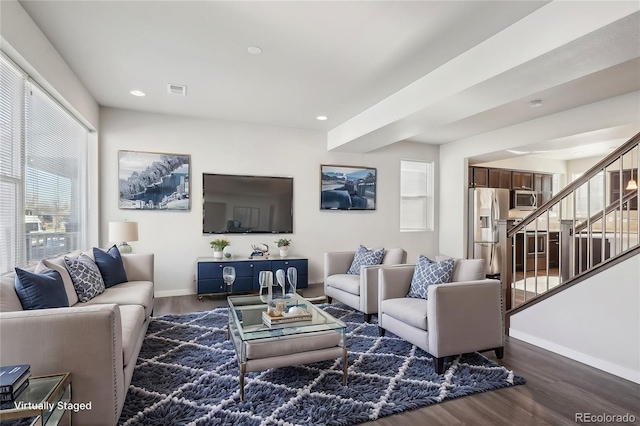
(489, 169, 512, 189)
(470, 167, 553, 197)
(512, 171, 534, 190)
(535, 173, 553, 204)
(548, 232, 559, 268)
(514, 233, 525, 271)
(574, 237, 610, 274)
(469, 167, 489, 188)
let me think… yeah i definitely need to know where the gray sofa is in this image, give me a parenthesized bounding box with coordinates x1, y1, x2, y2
(324, 248, 407, 322)
(0, 251, 154, 426)
(378, 258, 504, 374)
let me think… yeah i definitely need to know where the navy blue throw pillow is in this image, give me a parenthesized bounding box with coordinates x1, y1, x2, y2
(14, 267, 69, 310)
(93, 245, 128, 288)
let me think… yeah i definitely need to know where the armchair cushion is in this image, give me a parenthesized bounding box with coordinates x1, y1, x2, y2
(407, 256, 454, 299)
(14, 266, 69, 310)
(380, 297, 428, 330)
(436, 256, 485, 282)
(347, 245, 384, 275)
(325, 274, 360, 296)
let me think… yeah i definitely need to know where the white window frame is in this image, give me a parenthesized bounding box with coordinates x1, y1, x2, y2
(400, 160, 434, 232)
(1, 52, 89, 274)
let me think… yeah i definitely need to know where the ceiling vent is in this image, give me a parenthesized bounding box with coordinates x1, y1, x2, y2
(167, 84, 187, 96)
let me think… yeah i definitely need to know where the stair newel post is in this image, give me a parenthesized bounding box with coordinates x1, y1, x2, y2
(497, 219, 510, 334)
(560, 220, 574, 282)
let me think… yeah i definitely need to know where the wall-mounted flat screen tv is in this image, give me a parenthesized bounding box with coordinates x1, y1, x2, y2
(203, 173, 293, 234)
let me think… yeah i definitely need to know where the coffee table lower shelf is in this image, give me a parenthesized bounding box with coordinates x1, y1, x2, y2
(227, 294, 348, 401)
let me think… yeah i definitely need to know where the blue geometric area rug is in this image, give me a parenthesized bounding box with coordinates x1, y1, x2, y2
(118, 303, 525, 426)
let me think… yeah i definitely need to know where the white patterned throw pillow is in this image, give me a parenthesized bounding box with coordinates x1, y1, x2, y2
(407, 256, 454, 299)
(64, 254, 106, 302)
(347, 245, 385, 275)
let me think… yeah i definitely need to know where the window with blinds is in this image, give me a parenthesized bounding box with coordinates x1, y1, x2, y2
(400, 160, 434, 232)
(0, 53, 89, 274)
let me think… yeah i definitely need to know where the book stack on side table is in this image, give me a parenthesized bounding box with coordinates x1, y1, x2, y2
(0, 365, 31, 406)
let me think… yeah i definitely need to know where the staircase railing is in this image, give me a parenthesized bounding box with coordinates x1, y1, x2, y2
(500, 132, 639, 315)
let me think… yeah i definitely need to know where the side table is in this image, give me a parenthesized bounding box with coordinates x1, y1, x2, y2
(0, 373, 71, 426)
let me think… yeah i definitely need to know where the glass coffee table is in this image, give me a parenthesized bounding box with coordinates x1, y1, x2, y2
(227, 294, 347, 400)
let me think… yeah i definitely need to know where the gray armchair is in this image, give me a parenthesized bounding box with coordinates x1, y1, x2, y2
(324, 248, 407, 322)
(377, 259, 504, 374)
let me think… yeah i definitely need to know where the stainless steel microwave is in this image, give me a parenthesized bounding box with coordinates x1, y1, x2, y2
(514, 190, 537, 210)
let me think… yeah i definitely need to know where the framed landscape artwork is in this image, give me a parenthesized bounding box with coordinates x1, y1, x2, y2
(118, 150, 190, 210)
(320, 164, 377, 210)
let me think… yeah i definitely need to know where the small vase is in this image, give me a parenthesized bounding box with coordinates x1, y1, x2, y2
(279, 247, 289, 258)
(223, 246, 232, 258)
(213, 250, 223, 259)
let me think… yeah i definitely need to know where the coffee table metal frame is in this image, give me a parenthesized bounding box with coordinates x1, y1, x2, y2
(227, 294, 347, 400)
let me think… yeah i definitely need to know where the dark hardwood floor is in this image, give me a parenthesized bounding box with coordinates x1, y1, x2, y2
(154, 286, 640, 426)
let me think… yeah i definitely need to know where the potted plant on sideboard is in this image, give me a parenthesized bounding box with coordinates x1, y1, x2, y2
(275, 238, 291, 258)
(210, 239, 230, 259)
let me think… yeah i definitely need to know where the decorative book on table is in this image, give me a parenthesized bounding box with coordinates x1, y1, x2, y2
(262, 311, 312, 328)
(0, 379, 29, 402)
(0, 364, 31, 395)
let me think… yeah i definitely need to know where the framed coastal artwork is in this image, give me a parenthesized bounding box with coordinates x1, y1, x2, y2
(320, 164, 377, 210)
(118, 150, 190, 210)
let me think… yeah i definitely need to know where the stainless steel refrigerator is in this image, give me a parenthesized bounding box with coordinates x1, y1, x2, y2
(467, 188, 510, 276)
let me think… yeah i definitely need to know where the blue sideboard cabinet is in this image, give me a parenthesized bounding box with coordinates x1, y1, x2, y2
(196, 257, 308, 299)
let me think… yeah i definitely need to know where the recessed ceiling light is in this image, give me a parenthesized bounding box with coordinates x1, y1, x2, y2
(316, 116, 328, 121)
(247, 46, 263, 55)
(130, 90, 146, 97)
(529, 99, 542, 108)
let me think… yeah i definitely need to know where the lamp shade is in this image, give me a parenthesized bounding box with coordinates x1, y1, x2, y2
(109, 221, 138, 243)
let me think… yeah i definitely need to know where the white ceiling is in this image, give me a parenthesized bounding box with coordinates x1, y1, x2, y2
(15, 1, 640, 161)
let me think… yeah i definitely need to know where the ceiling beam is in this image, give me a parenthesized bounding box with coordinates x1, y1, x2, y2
(327, 1, 640, 153)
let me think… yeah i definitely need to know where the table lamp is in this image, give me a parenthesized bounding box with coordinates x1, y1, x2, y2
(109, 221, 138, 254)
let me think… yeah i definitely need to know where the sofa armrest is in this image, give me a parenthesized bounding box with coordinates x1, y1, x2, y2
(427, 279, 503, 358)
(0, 304, 124, 425)
(378, 265, 415, 301)
(122, 253, 154, 282)
(323, 252, 355, 284)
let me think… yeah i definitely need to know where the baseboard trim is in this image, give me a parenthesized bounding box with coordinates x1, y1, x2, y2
(154, 289, 195, 298)
(509, 329, 640, 384)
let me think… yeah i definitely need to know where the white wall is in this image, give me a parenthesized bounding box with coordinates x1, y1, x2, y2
(100, 107, 439, 296)
(0, 0, 99, 130)
(510, 253, 640, 384)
